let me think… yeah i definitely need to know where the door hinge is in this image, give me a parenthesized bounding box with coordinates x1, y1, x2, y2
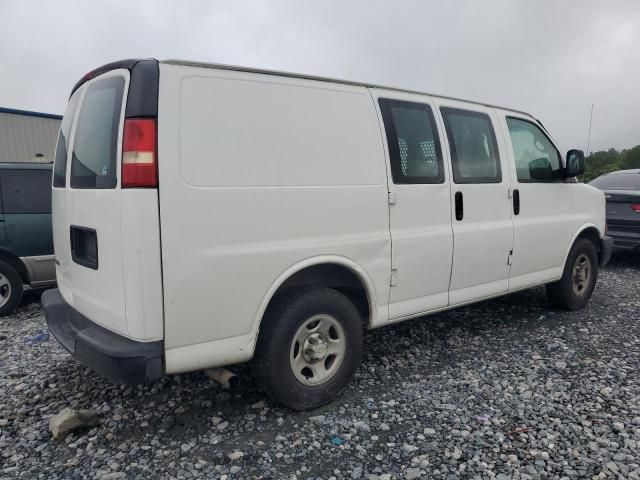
(390, 269, 398, 287)
(388, 192, 396, 205)
(507, 249, 513, 265)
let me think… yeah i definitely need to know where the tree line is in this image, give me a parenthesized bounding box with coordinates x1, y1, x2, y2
(582, 145, 640, 182)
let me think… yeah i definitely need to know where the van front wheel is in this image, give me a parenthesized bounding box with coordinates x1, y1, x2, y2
(0, 260, 23, 316)
(546, 238, 598, 310)
(253, 287, 363, 411)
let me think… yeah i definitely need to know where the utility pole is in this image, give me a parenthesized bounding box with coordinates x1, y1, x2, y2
(586, 103, 594, 155)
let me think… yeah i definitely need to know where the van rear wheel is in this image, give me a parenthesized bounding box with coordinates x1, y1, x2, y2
(546, 238, 598, 310)
(253, 287, 363, 411)
(0, 260, 23, 316)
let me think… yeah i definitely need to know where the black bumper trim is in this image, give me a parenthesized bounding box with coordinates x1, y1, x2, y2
(42, 289, 164, 384)
(600, 235, 613, 267)
(606, 231, 640, 252)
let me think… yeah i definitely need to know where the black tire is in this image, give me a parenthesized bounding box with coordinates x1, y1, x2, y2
(546, 238, 598, 310)
(0, 260, 24, 316)
(253, 287, 363, 411)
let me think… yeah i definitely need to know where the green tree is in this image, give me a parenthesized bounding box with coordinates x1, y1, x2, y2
(582, 148, 622, 182)
(620, 145, 640, 170)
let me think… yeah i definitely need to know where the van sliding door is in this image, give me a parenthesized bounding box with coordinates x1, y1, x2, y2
(436, 100, 514, 305)
(373, 90, 454, 319)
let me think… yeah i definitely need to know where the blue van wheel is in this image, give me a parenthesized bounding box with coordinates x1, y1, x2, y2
(0, 260, 23, 316)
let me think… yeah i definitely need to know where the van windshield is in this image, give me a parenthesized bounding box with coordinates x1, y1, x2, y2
(70, 76, 125, 189)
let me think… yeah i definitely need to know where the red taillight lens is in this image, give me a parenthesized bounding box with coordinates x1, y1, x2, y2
(122, 118, 157, 188)
(631, 204, 640, 213)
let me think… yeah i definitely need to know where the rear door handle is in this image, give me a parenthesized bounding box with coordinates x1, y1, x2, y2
(455, 191, 464, 221)
(513, 189, 520, 215)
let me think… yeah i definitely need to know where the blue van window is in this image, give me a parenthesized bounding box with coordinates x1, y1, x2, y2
(1, 169, 52, 214)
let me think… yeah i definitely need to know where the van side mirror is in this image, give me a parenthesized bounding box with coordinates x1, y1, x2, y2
(565, 149, 585, 178)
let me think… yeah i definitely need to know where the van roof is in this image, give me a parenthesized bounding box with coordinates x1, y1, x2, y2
(163, 59, 536, 120)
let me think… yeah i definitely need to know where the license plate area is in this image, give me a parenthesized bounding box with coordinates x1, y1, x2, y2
(70, 226, 98, 270)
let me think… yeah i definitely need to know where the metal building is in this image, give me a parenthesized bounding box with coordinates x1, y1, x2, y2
(0, 107, 62, 163)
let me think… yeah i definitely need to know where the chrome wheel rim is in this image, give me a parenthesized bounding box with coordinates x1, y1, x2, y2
(289, 314, 346, 386)
(0, 274, 11, 308)
(572, 253, 592, 296)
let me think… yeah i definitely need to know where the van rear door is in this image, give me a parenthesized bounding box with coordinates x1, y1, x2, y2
(54, 71, 129, 336)
(52, 61, 163, 341)
(372, 90, 454, 318)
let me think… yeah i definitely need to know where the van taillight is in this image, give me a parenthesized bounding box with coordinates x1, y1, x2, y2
(632, 204, 640, 213)
(122, 118, 157, 188)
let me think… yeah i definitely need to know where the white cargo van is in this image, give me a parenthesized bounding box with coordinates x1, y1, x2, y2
(44, 59, 612, 410)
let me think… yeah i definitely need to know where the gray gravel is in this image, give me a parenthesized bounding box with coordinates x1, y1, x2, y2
(1, 254, 639, 479)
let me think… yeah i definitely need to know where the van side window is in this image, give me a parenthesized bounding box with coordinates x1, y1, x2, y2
(379, 99, 444, 184)
(70, 77, 125, 189)
(53, 89, 81, 188)
(0, 169, 52, 214)
(440, 108, 501, 184)
(506, 117, 563, 182)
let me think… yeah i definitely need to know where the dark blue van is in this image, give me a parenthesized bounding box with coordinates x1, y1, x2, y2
(0, 163, 55, 315)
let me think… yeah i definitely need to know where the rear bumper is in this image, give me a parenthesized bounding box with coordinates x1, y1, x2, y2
(606, 229, 640, 252)
(600, 235, 614, 266)
(42, 289, 164, 384)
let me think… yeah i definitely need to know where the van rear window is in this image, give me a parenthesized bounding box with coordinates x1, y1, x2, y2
(70, 76, 125, 189)
(53, 90, 81, 187)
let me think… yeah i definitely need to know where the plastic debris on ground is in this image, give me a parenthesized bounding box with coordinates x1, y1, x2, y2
(24, 331, 49, 345)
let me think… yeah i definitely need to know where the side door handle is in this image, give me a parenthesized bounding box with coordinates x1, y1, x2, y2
(513, 189, 520, 215)
(455, 191, 464, 221)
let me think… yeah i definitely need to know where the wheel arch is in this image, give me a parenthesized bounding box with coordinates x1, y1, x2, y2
(0, 249, 29, 284)
(561, 223, 603, 272)
(252, 256, 379, 344)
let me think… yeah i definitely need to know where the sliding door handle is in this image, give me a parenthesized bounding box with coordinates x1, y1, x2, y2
(513, 189, 520, 215)
(455, 191, 464, 221)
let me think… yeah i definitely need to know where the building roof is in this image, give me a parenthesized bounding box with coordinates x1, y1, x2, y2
(0, 108, 61, 163)
(0, 106, 62, 121)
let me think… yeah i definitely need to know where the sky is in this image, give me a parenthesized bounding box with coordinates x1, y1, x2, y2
(1, 0, 638, 153)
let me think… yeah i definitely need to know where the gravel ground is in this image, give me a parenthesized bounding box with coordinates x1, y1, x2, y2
(1, 254, 639, 480)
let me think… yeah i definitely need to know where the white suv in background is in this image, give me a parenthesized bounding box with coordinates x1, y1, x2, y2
(43, 59, 612, 410)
